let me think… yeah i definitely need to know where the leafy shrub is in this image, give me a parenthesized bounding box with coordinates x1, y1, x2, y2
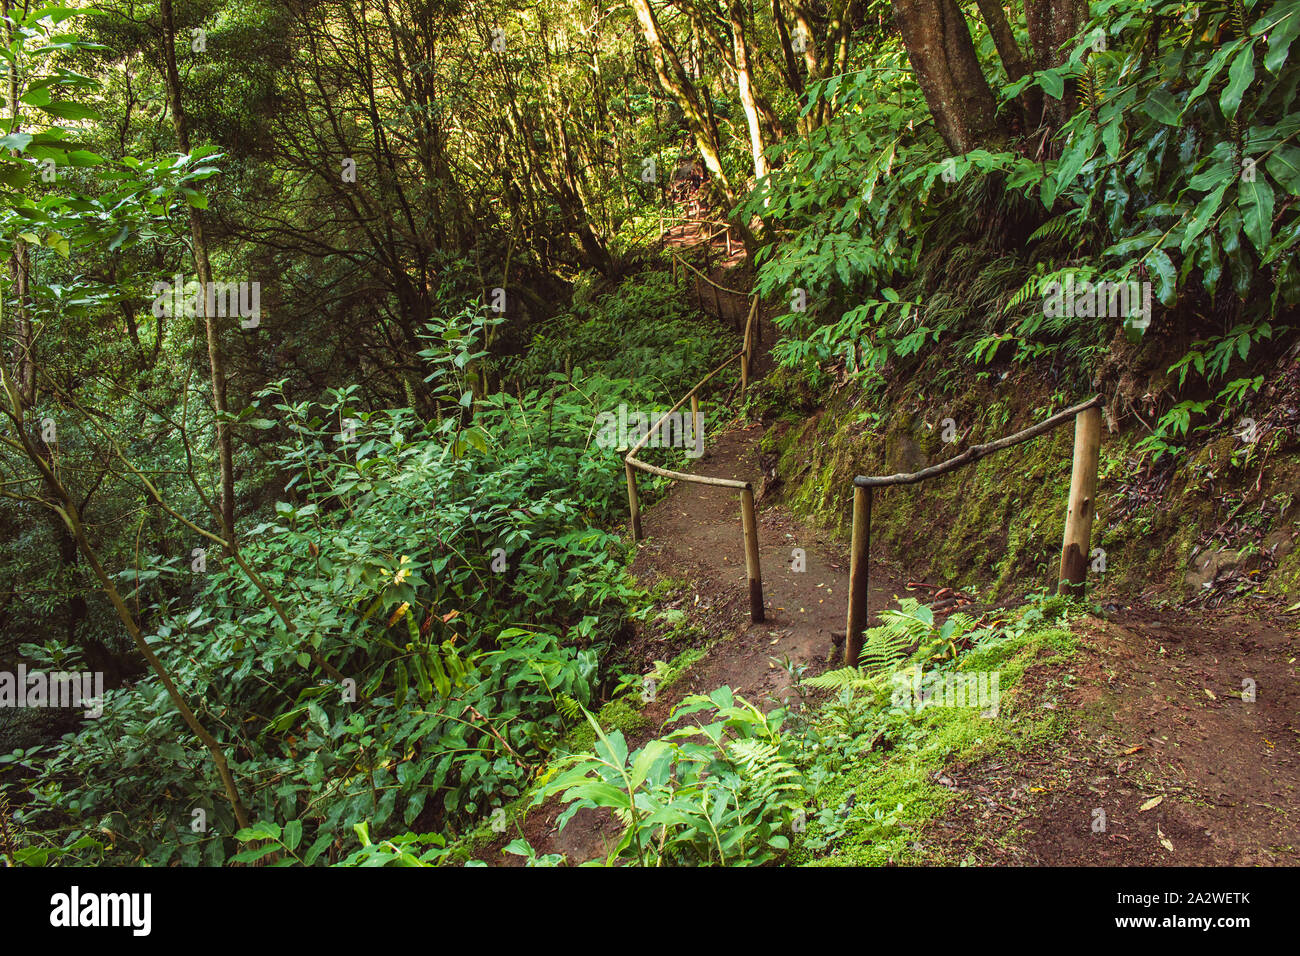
(506, 270, 737, 392)
(747, 0, 1300, 455)
(6, 308, 667, 865)
(536, 687, 805, 866)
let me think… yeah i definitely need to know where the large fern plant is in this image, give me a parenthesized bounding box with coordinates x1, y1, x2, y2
(805, 599, 978, 694)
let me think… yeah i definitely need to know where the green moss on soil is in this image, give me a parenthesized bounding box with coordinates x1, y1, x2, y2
(797, 618, 1077, 866)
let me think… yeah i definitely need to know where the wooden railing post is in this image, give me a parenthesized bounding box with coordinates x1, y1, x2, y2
(625, 461, 643, 541)
(741, 487, 764, 623)
(844, 484, 872, 667)
(1058, 405, 1102, 595)
(690, 393, 701, 442)
(740, 297, 755, 397)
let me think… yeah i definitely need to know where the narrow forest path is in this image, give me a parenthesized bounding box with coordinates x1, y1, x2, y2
(483, 421, 902, 865)
(477, 218, 892, 863)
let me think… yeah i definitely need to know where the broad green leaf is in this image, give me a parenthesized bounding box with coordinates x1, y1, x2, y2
(1263, 215, 1300, 262)
(393, 660, 408, 708)
(1184, 43, 1237, 105)
(0, 165, 31, 188)
(1182, 180, 1230, 253)
(283, 819, 303, 852)
(1054, 125, 1097, 197)
(1239, 173, 1276, 252)
(20, 87, 52, 106)
(566, 781, 631, 809)
(1143, 89, 1182, 126)
(1146, 248, 1177, 307)
(595, 728, 629, 768)
(0, 132, 33, 152)
(229, 844, 280, 864)
(629, 740, 671, 789)
(24, 6, 83, 27)
(1188, 159, 1233, 192)
(236, 820, 282, 841)
(1264, 4, 1300, 73)
(1219, 46, 1255, 120)
(1265, 146, 1300, 195)
(39, 100, 100, 121)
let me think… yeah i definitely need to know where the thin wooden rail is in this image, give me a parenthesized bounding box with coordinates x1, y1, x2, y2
(842, 395, 1103, 666)
(659, 212, 735, 255)
(624, 298, 764, 622)
(660, 216, 733, 229)
(670, 252, 750, 298)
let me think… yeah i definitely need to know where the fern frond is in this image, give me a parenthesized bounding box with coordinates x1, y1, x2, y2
(859, 600, 932, 671)
(942, 612, 978, 642)
(727, 739, 804, 803)
(1004, 268, 1050, 315)
(556, 694, 582, 722)
(802, 666, 871, 692)
(1028, 213, 1081, 244)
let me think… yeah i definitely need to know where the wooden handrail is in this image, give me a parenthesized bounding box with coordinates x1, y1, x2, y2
(626, 458, 750, 489)
(670, 252, 749, 298)
(623, 296, 765, 622)
(625, 351, 740, 461)
(660, 215, 733, 230)
(853, 395, 1103, 487)
(843, 394, 1104, 666)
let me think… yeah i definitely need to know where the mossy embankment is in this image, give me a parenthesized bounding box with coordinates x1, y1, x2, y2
(748, 357, 1300, 609)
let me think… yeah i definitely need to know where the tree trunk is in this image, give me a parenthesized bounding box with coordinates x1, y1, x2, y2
(4, 4, 35, 408)
(160, 0, 237, 551)
(975, 0, 1031, 84)
(629, 0, 735, 203)
(728, 0, 769, 182)
(894, 0, 1005, 154)
(770, 0, 806, 130)
(1025, 0, 1090, 126)
(974, 0, 1041, 127)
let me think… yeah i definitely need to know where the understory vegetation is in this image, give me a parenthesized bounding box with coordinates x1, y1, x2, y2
(322, 594, 1077, 867)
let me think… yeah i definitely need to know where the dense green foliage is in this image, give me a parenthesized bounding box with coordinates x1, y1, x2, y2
(751, 0, 1298, 460)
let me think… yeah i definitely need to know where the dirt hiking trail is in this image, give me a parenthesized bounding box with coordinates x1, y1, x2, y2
(481, 419, 907, 864)
(923, 606, 1300, 865)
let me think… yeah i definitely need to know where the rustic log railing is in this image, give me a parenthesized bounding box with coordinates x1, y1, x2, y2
(658, 213, 735, 255)
(842, 395, 1104, 666)
(624, 297, 765, 623)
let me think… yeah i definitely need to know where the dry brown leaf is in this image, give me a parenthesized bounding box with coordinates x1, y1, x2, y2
(1158, 826, 1174, 852)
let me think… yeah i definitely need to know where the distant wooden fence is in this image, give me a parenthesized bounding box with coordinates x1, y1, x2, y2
(669, 252, 757, 386)
(624, 297, 765, 623)
(658, 213, 734, 256)
(842, 395, 1104, 666)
